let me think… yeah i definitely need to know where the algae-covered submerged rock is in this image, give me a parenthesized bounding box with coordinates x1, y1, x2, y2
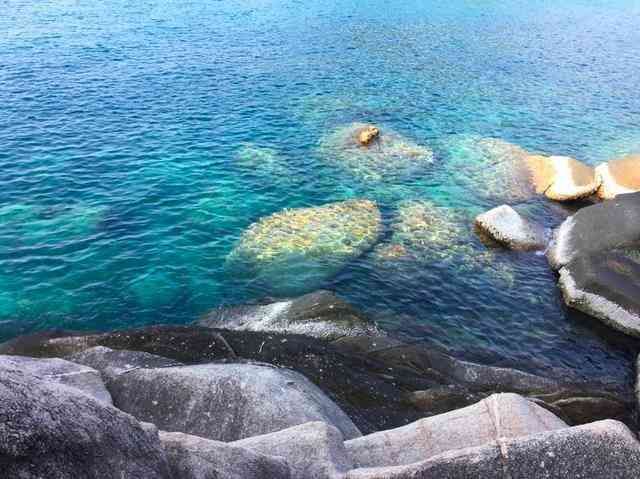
(227, 200, 382, 294)
(318, 123, 434, 184)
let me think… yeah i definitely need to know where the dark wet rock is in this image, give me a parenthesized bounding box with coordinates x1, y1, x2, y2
(67, 345, 183, 382)
(547, 192, 640, 270)
(233, 421, 352, 479)
(475, 204, 547, 251)
(199, 290, 382, 340)
(345, 393, 567, 469)
(346, 420, 640, 479)
(558, 247, 640, 337)
(107, 362, 361, 441)
(0, 365, 171, 479)
(0, 354, 112, 404)
(1, 325, 635, 434)
(159, 431, 291, 479)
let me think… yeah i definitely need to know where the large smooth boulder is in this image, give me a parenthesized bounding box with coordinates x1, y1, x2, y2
(199, 290, 381, 340)
(526, 154, 599, 201)
(107, 362, 361, 441)
(319, 123, 434, 184)
(547, 192, 640, 269)
(475, 205, 547, 251)
(0, 365, 171, 479)
(346, 420, 640, 479)
(233, 421, 352, 479)
(558, 247, 640, 337)
(0, 354, 112, 404)
(344, 393, 567, 469)
(226, 199, 382, 294)
(596, 154, 640, 199)
(160, 431, 291, 479)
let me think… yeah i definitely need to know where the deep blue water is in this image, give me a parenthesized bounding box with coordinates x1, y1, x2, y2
(2, 0, 640, 381)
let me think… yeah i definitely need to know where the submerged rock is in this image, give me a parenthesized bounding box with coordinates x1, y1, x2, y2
(475, 205, 547, 251)
(0, 365, 171, 479)
(199, 290, 381, 340)
(160, 431, 292, 479)
(234, 143, 292, 183)
(526, 154, 599, 201)
(227, 200, 382, 294)
(596, 154, 640, 199)
(318, 123, 434, 184)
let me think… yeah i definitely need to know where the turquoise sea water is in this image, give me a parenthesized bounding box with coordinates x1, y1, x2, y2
(2, 0, 640, 380)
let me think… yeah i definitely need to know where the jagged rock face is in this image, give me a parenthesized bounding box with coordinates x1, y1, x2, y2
(199, 290, 382, 340)
(0, 354, 112, 404)
(159, 431, 292, 479)
(475, 205, 547, 251)
(226, 199, 382, 294)
(319, 123, 434, 184)
(106, 362, 361, 442)
(596, 154, 640, 199)
(526, 155, 599, 201)
(0, 365, 171, 479)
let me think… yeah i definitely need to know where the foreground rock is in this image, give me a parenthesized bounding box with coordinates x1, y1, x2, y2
(199, 290, 381, 340)
(345, 393, 566, 469)
(2, 325, 633, 434)
(226, 199, 382, 294)
(526, 154, 600, 201)
(0, 365, 171, 478)
(160, 431, 291, 479)
(475, 205, 547, 251)
(547, 192, 640, 269)
(559, 247, 640, 337)
(319, 123, 434, 184)
(346, 420, 640, 479)
(0, 354, 112, 403)
(596, 154, 640, 199)
(233, 421, 352, 479)
(107, 361, 361, 441)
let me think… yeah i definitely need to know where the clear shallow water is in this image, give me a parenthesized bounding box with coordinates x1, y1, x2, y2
(2, 0, 640, 381)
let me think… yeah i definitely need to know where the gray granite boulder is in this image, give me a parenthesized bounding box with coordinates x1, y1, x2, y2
(0, 354, 112, 404)
(346, 420, 640, 479)
(159, 431, 291, 479)
(547, 192, 640, 269)
(233, 421, 352, 479)
(108, 362, 361, 441)
(475, 204, 547, 251)
(345, 393, 567, 469)
(199, 290, 381, 340)
(0, 366, 171, 479)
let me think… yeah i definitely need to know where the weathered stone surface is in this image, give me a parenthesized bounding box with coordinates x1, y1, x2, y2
(596, 154, 640, 199)
(526, 154, 599, 201)
(0, 354, 112, 404)
(108, 362, 361, 441)
(475, 205, 547, 251)
(233, 421, 352, 479)
(160, 431, 291, 479)
(344, 393, 566, 469)
(558, 247, 640, 337)
(226, 199, 382, 294)
(0, 365, 171, 479)
(67, 345, 183, 382)
(357, 125, 380, 146)
(547, 192, 640, 269)
(346, 420, 640, 479)
(199, 290, 381, 340)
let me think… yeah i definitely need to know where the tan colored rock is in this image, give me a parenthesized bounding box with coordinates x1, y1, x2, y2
(356, 125, 380, 146)
(525, 155, 599, 201)
(596, 154, 640, 199)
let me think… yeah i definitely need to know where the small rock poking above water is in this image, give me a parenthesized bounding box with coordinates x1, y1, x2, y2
(475, 205, 547, 251)
(526, 154, 600, 201)
(596, 154, 640, 199)
(199, 290, 382, 340)
(356, 124, 380, 146)
(226, 199, 382, 295)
